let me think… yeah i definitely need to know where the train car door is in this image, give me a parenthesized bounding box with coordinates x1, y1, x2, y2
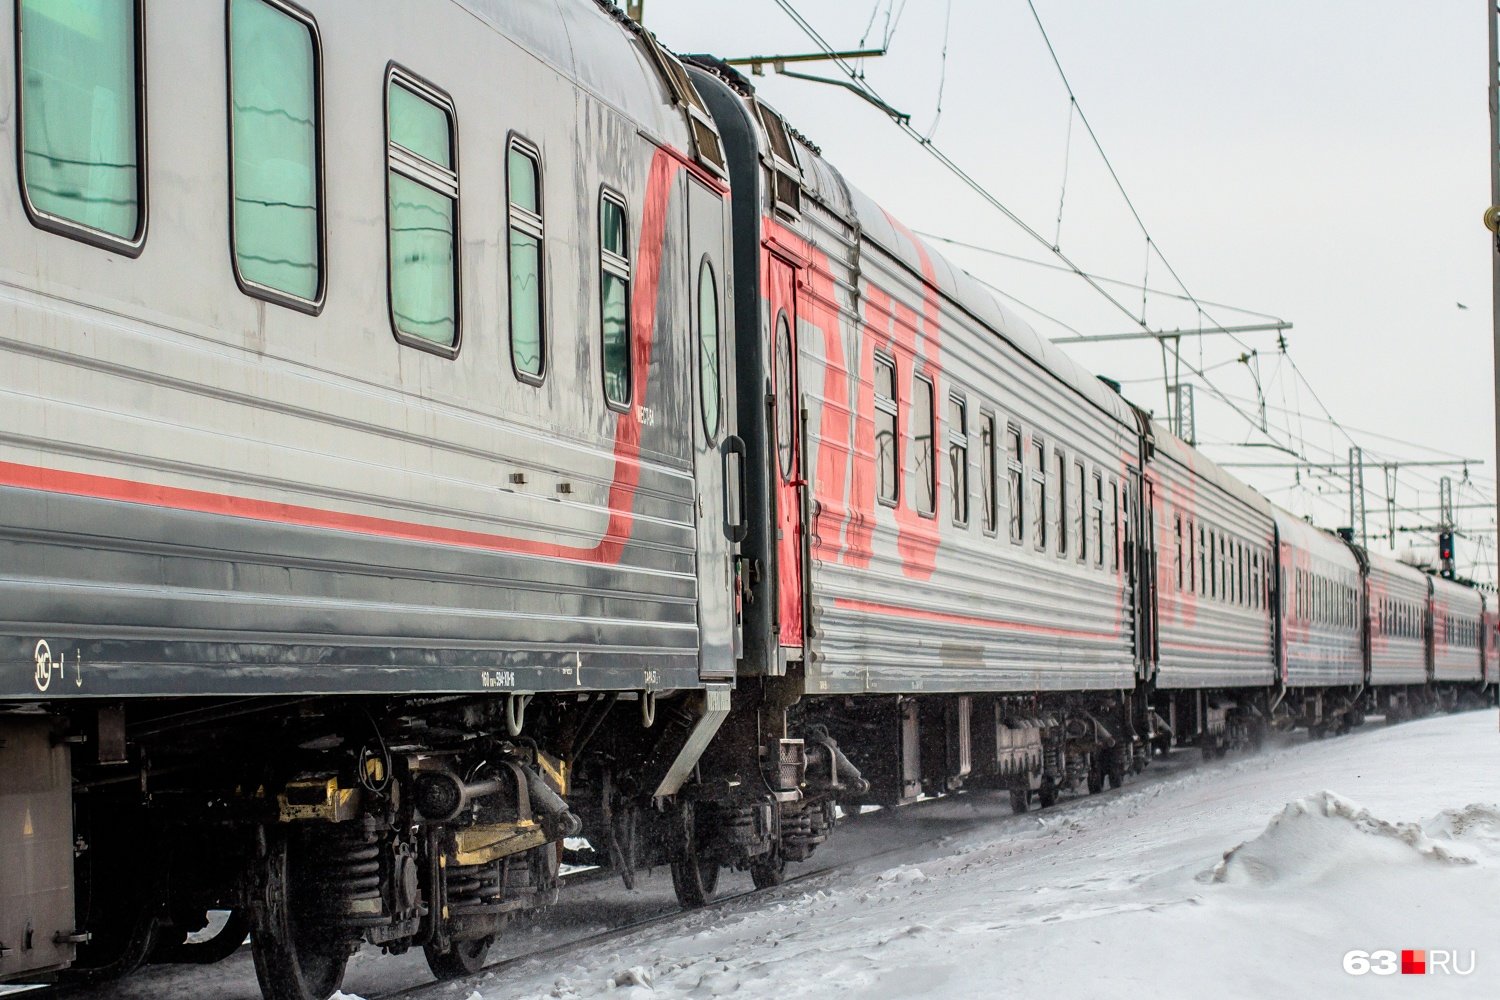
(765, 253, 804, 658)
(689, 177, 736, 681)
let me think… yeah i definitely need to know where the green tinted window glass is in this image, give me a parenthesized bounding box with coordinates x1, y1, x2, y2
(510, 231, 543, 377)
(388, 172, 455, 346)
(698, 260, 720, 438)
(602, 272, 631, 406)
(508, 146, 538, 215)
(19, 0, 140, 241)
(388, 82, 451, 168)
(601, 198, 626, 257)
(230, 0, 319, 302)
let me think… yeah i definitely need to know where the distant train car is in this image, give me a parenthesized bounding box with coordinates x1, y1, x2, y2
(1431, 574, 1484, 689)
(1147, 428, 1276, 750)
(1273, 510, 1363, 733)
(1361, 549, 1432, 719)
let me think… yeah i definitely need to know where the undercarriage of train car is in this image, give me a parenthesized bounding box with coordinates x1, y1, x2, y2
(0, 689, 724, 1000)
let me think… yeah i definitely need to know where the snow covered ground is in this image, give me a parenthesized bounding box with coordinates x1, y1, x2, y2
(412, 711, 1499, 1000)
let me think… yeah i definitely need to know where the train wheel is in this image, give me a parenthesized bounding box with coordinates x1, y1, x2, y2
(424, 937, 493, 980)
(669, 804, 720, 909)
(1009, 788, 1030, 814)
(251, 831, 351, 1000)
(1037, 778, 1059, 809)
(1106, 751, 1126, 790)
(749, 853, 787, 890)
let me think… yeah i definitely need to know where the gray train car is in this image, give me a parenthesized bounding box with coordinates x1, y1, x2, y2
(1, 1, 743, 996)
(1431, 575, 1484, 684)
(1148, 428, 1276, 691)
(1274, 509, 1363, 690)
(1363, 550, 1430, 687)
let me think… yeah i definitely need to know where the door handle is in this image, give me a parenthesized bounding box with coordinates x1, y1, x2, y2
(724, 435, 749, 543)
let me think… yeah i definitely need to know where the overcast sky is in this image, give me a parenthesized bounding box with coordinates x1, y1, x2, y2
(643, 0, 1498, 581)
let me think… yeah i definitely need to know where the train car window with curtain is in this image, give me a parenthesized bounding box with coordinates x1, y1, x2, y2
(507, 139, 545, 381)
(1031, 437, 1047, 551)
(600, 192, 633, 407)
(1073, 460, 1085, 564)
(18, 0, 144, 248)
(948, 395, 968, 526)
(1007, 425, 1024, 544)
(913, 373, 936, 516)
(875, 355, 899, 505)
(979, 412, 997, 534)
(229, 0, 321, 308)
(386, 72, 458, 350)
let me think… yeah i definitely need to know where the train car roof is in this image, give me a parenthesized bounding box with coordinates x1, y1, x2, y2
(453, 0, 694, 149)
(1272, 506, 1360, 569)
(1147, 426, 1276, 518)
(1363, 547, 1433, 588)
(1431, 572, 1483, 609)
(790, 135, 1137, 429)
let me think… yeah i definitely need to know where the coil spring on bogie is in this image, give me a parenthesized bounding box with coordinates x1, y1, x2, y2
(446, 861, 502, 915)
(318, 827, 387, 929)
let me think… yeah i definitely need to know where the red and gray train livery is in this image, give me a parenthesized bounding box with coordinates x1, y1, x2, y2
(0, 4, 1494, 1000)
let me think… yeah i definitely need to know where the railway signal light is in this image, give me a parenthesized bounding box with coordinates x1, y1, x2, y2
(1439, 531, 1455, 579)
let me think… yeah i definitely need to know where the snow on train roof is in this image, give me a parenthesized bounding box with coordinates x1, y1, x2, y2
(792, 151, 1136, 428)
(453, 0, 694, 148)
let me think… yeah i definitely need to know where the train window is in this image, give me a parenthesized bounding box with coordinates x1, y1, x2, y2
(774, 312, 794, 476)
(18, 0, 146, 252)
(1198, 525, 1207, 595)
(1073, 460, 1086, 564)
(507, 138, 546, 381)
(600, 192, 633, 408)
(1054, 450, 1068, 557)
(1238, 545, 1247, 606)
(1110, 479, 1120, 571)
(1175, 516, 1184, 589)
(979, 411, 997, 534)
(875, 355, 899, 506)
(229, 0, 322, 309)
(1031, 437, 1047, 551)
(1091, 474, 1104, 568)
(697, 258, 721, 439)
(913, 373, 936, 517)
(386, 71, 458, 352)
(1007, 425, 1025, 544)
(948, 395, 969, 527)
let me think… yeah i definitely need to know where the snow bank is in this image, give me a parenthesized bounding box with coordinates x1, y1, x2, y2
(1204, 790, 1476, 886)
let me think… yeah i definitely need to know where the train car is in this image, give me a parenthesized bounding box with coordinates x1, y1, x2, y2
(1146, 427, 1277, 750)
(0, 1, 743, 996)
(1272, 510, 1363, 733)
(1485, 594, 1500, 696)
(1430, 574, 1484, 694)
(684, 56, 1145, 873)
(1360, 549, 1431, 719)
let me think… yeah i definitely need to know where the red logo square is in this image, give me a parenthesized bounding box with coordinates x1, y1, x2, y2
(1401, 950, 1426, 975)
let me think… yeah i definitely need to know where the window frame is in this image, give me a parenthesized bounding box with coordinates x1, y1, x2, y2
(696, 253, 722, 442)
(383, 63, 461, 357)
(1007, 423, 1025, 546)
(225, 0, 325, 314)
(505, 132, 547, 384)
(912, 370, 937, 519)
(948, 392, 969, 528)
(1073, 458, 1086, 565)
(1030, 435, 1048, 552)
(599, 186, 633, 410)
(1054, 448, 1068, 559)
(874, 352, 900, 508)
(979, 410, 998, 536)
(16, 0, 150, 256)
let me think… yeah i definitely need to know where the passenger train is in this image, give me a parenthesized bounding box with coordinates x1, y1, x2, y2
(0, 2, 1493, 999)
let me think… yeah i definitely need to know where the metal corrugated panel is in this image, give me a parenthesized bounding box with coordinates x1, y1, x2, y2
(795, 189, 1138, 696)
(1365, 551, 1429, 686)
(0, 0, 707, 698)
(1274, 510, 1363, 687)
(1431, 576, 1484, 682)
(1150, 431, 1276, 689)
